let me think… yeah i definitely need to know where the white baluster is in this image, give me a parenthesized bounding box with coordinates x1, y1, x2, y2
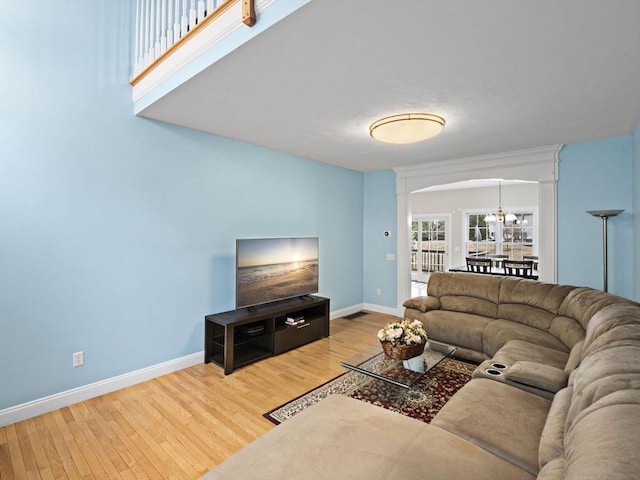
(197, 0, 205, 22)
(140, 0, 147, 70)
(174, 0, 181, 42)
(166, 0, 173, 48)
(155, 0, 161, 59)
(160, 0, 167, 54)
(134, 0, 141, 74)
(181, 0, 188, 36)
(144, 0, 151, 67)
(206, 0, 214, 17)
(149, 0, 156, 62)
(189, 0, 197, 29)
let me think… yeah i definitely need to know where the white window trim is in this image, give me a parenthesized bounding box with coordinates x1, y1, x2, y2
(462, 207, 539, 258)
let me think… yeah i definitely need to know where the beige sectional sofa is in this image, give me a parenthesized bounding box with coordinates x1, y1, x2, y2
(202, 272, 640, 480)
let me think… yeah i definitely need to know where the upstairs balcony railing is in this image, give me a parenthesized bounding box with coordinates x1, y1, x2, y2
(131, 0, 255, 84)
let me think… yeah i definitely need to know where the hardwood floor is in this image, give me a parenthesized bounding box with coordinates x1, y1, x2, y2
(0, 312, 396, 480)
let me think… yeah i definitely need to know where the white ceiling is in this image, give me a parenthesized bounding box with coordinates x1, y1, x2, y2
(139, 0, 640, 173)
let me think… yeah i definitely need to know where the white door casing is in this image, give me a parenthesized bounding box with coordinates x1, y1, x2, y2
(393, 145, 561, 315)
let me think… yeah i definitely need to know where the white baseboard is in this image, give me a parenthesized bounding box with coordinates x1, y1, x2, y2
(0, 352, 203, 427)
(329, 303, 365, 320)
(1, 305, 403, 427)
(362, 303, 401, 317)
(330, 303, 401, 319)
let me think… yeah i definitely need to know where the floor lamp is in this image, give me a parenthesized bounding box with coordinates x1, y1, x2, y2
(586, 209, 624, 292)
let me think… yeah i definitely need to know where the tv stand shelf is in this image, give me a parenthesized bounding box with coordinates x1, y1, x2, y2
(204, 296, 330, 374)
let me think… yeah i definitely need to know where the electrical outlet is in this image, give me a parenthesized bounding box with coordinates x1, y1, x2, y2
(376, 288, 382, 295)
(73, 351, 84, 367)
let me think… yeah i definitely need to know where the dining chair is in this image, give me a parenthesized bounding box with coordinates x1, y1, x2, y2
(523, 255, 539, 269)
(488, 254, 509, 268)
(466, 257, 493, 273)
(503, 259, 535, 278)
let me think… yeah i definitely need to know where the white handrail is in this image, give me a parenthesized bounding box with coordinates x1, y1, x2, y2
(132, 0, 226, 78)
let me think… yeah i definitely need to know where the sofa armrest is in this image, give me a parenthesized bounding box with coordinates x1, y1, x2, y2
(504, 361, 569, 394)
(403, 296, 441, 313)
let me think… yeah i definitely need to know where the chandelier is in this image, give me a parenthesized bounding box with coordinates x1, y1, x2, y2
(484, 181, 516, 223)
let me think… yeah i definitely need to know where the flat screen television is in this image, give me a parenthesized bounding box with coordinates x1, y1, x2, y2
(236, 237, 319, 310)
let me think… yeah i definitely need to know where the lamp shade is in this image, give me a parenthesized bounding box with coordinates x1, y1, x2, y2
(370, 113, 445, 144)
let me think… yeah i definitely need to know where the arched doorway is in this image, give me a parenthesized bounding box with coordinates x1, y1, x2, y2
(393, 145, 561, 315)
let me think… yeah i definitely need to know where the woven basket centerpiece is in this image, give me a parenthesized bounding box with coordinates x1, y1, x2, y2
(381, 340, 426, 360)
(377, 319, 429, 360)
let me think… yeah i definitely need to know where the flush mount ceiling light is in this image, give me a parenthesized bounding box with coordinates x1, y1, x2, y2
(369, 113, 446, 144)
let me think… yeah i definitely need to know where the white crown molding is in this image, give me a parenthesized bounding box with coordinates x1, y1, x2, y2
(0, 352, 202, 427)
(394, 145, 562, 194)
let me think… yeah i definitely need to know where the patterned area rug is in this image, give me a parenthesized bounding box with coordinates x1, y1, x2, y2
(264, 355, 475, 425)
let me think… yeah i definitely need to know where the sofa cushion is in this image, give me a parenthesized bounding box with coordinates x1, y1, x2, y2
(566, 344, 640, 428)
(428, 271, 502, 299)
(427, 272, 501, 318)
(202, 394, 426, 480)
(402, 295, 440, 312)
(482, 319, 568, 357)
(558, 287, 630, 331)
(432, 378, 552, 475)
(563, 340, 583, 374)
(580, 303, 640, 361)
(385, 426, 535, 480)
(201, 395, 535, 480)
(538, 387, 572, 469)
(439, 295, 498, 318)
(549, 316, 585, 350)
(497, 302, 557, 331)
(564, 390, 640, 480)
(492, 340, 569, 369)
(420, 310, 491, 354)
(504, 362, 568, 394)
(449, 344, 489, 364)
(498, 278, 575, 330)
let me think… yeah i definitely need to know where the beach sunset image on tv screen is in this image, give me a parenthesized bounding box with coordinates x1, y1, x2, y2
(236, 237, 319, 309)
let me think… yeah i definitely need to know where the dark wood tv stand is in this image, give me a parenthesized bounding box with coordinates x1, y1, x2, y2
(204, 296, 330, 374)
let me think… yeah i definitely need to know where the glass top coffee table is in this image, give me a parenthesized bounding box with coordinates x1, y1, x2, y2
(340, 340, 457, 389)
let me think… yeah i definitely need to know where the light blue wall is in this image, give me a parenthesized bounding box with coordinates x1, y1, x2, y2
(558, 136, 636, 300)
(0, 1, 363, 410)
(363, 171, 397, 307)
